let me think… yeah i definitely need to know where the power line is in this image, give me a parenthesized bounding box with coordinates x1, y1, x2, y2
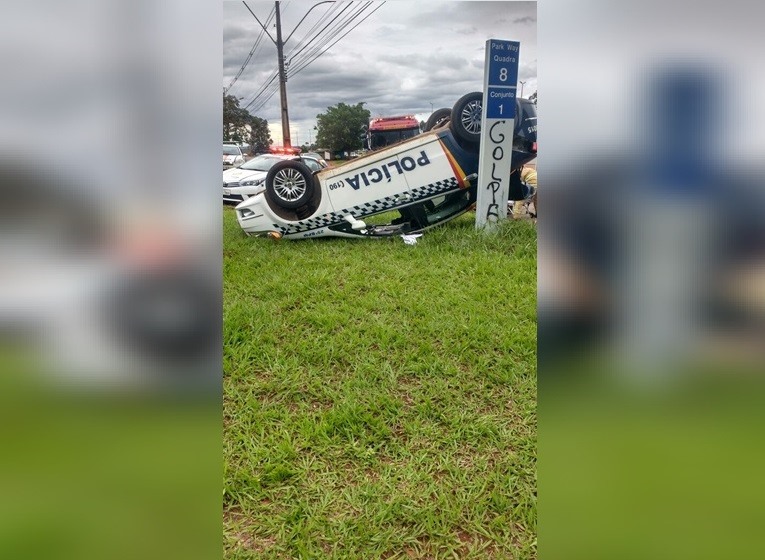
(238, 0, 386, 147)
(247, 1, 383, 114)
(288, 2, 369, 70)
(284, 1, 342, 60)
(249, 3, 371, 111)
(289, 2, 385, 78)
(285, 2, 354, 65)
(240, 1, 338, 114)
(249, 84, 281, 114)
(241, 1, 277, 44)
(243, 1, 348, 113)
(242, 70, 280, 111)
(225, 7, 275, 95)
(244, 68, 281, 111)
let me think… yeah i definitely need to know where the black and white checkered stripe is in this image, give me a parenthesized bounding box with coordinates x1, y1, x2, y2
(273, 177, 460, 235)
(409, 178, 460, 200)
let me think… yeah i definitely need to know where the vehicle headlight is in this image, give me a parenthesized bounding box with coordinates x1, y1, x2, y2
(240, 179, 264, 187)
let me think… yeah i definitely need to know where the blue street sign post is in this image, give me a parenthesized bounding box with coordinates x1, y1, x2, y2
(475, 39, 520, 230)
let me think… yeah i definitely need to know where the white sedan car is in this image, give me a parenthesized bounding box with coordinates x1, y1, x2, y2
(223, 153, 327, 205)
(223, 144, 245, 168)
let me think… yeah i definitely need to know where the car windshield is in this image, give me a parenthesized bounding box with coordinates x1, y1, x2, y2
(239, 155, 289, 172)
(223, 145, 241, 155)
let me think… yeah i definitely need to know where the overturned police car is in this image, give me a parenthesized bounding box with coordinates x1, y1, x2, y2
(235, 92, 537, 239)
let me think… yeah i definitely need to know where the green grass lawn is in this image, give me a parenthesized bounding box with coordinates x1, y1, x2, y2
(223, 207, 537, 559)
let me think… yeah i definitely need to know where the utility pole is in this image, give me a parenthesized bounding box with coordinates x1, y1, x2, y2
(244, 1, 335, 149)
(519, 80, 526, 98)
(274, 2, 291, 147)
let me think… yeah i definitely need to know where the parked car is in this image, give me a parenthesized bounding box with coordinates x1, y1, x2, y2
(234, 92, 537, 239)
(223, 153, 327, 205)
(223, 144, 245, 168)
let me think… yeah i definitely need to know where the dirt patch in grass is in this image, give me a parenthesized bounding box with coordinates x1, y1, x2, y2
(223, 507, 277, 554)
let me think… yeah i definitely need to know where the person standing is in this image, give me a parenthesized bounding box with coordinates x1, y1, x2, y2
(512, 165, 537, 219)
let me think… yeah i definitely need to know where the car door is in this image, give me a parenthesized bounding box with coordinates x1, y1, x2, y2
(319, 133, 456, 217)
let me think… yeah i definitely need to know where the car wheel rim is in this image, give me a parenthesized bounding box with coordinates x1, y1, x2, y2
(273, 169, 307, 202)
(460, 100, 482, 134)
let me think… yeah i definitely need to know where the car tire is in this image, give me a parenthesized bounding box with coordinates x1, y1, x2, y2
(424, 108, 451, 132)
(451, 92, 483, 143)
(265, 160, 315, 210)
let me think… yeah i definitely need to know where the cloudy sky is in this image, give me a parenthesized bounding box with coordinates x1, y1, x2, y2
(223, 0, 537, 146)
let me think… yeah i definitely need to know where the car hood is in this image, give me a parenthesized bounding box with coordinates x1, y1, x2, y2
(222, 168, 266, 183)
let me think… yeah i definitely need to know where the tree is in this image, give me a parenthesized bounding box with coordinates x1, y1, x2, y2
(223, 94, 250, 142)
(529, 91, 537, 106)
(314, 102, 370, 153)
(248, 116, 272, 154)
(223, 93, 272, 154)
(419, 120, 426, 132)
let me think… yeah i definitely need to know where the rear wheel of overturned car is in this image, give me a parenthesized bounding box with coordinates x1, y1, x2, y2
(266, 160, 315, 209)
(450, 92, 483, 143)
(424, 108, 451, 132)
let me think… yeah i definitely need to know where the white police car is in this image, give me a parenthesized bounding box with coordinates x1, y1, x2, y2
(223, 153, 327, 205)
(235, 92, 537, 239)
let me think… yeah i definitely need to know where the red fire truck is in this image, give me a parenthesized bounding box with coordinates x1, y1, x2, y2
(366, 115, 420, 150)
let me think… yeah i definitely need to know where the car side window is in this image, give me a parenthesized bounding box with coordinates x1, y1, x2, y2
(303, 158, 321, 172)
